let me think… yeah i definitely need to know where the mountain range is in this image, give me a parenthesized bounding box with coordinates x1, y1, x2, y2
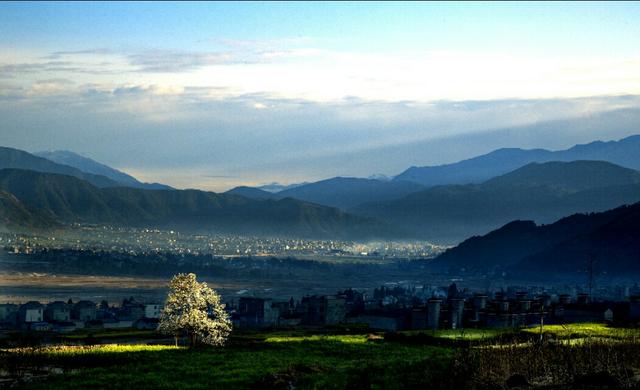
(394, 134, 640, 186)
(0, 168, 388, 239)
(1, 134, 639, 241)
(34, 150, 171, 190)
(433, 202, 640, 279)
(351, 161, 640, 243)
(231, 135, 640, 217)
(0, 146, 121, 188)
(229, 177, 425, 210)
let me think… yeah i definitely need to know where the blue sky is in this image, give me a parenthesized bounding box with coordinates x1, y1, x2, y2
(3, 2, 640, 56)
(1, 2, 640, 190)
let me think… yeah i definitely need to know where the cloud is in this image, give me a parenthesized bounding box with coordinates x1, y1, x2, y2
(1, 75, 639, 191)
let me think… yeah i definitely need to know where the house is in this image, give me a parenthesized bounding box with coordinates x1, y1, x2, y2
(324, 296, 346, 325)
(45, 301, 71, 322)
(0, 303, 18, 327)
(72, 301, 97, 322)
(119, 301, 145, 321)
(236, 297, 279, 328)
(18, 301, 44, 324)
(298, 295, 346, 325)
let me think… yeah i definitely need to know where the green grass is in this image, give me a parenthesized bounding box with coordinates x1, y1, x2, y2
(520, 322, 640, 340)
(401, 328, 509, 340)
(5, 324, 640, 389)
(62, 330, 158, 340)
(4, 335, 455, 389)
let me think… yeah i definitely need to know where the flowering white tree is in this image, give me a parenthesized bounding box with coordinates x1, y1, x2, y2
(158, 273, 232, 346)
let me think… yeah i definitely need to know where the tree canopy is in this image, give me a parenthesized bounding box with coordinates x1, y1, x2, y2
(158, 273, 232, 346)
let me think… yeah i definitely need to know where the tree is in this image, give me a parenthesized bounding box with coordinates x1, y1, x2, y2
(158, 273, 232, 346)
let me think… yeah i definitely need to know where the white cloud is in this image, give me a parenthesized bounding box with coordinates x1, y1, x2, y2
(3, 43, 640, 103)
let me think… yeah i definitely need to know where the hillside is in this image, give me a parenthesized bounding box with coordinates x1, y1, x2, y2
(394, 134, 640, 186)
(352, 161, 640, 243)
(35, 150, 171, 190)
(0, 169, 389, 239)
(433, 202, 640, 278)
(0, 146, 120, 188)
(0, 190, 56, 231)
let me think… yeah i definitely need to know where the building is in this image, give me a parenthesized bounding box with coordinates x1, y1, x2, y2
(18, 301, 44, 324)
(72, 301, 97, 322)
(45, 301, 71, 322)
(0, 303, 18, 326)
(298, 295, 346, 325)
(144, 303, 163, 319)
(236, 297, 279, 328)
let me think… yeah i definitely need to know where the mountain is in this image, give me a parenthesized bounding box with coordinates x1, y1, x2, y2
(432, 202, 640, 279)
(275, 177, 426, 210)
(0, 146, 120, 188)
(0, 190, 56, 231)
(394, 134, 640, 186)
(0, 169, 389, 239)
(225, 186, 278, 200)
(351, 161, 640, 243)
(35, 150, 171, 190)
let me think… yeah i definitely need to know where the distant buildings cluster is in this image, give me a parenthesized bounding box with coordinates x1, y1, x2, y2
(0, 298, 162, 332)
(228, 284, 640, 332)
(4, 283, 640, 334)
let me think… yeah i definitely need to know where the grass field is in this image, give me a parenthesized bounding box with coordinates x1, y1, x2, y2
(2, 323, 640, 389)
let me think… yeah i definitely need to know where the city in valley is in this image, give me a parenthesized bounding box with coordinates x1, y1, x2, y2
(2, 2, 640, 389)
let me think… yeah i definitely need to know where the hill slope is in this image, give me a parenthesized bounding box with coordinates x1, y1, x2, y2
(35, 150, 171, 190)
(0, 169, 389, 239)
(394, 134, 640, 186)
(352, 161, 640, 243)
(0, 147, 120, 188)
(433, 202, 640, 279)
(0, 190, 56, 231)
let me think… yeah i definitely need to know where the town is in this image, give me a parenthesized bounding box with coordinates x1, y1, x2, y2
(3, 283, 640, 335)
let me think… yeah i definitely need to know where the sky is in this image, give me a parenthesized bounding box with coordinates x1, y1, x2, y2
(1, 2, 640, 191)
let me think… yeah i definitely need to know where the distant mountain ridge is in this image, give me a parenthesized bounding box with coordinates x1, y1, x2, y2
(229, 177, 425, 210)
(0, 168, 390, 239)
(351, 160, 640, 243)
(433, 202, 640, 279)
(0, 146, 120, 188)
(394, 134, 640, 186)
(226, 186, 278, 200)
(35, 150, 171, 190)
(274, 177, 425, 210)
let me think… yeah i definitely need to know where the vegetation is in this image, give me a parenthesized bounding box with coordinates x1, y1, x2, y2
(3, 323, 640, 389)
(159, 273, 231, 346)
